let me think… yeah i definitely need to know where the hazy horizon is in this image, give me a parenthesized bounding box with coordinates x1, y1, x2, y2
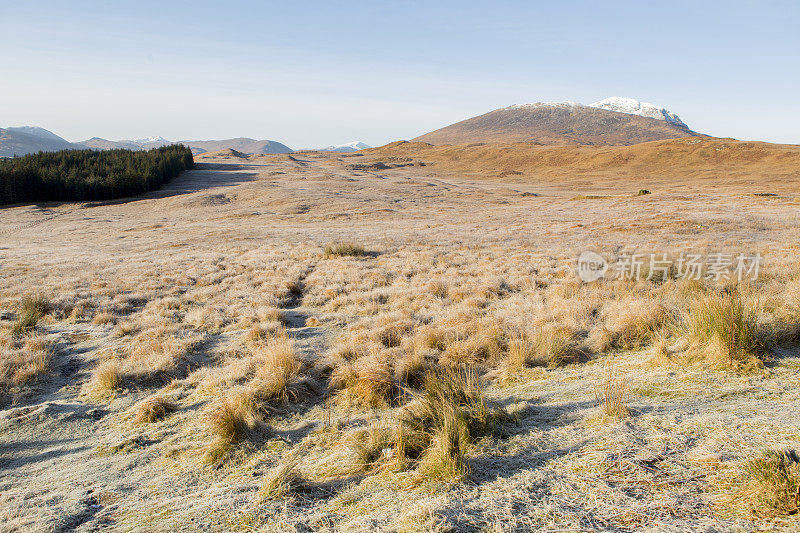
(3, 1, 799, 147)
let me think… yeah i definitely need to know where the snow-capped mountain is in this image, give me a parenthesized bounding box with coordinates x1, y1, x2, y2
(588, 97, 687, 129)
(319, 141, 371, 152)
(413, 97, 699, 146)
(132, 136, 171, 145)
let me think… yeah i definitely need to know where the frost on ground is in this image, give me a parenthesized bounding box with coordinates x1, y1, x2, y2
(1, 151, 799, 531)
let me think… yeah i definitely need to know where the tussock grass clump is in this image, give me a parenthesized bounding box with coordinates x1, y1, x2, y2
(591, 301, 674, 352)
(416, 411, 471, 482)
(323, 242, 367, 258)
(528, 326, 581, 367)
(501, 334, 529, 379)
(193, 331, 311, 408)
(0, 336, 54, 403)
(427, 279, 449, 299)
(11, 295, 50, 336)
(85, 359, 122, 401)
(9, 337, 53, 383)
(765, 277, 800, 344)
(376, 323, 407, 348)
(249, 333, 303, 403)
(684, 292, 766, 370)
(440, 321, 505, 366)
(185, 306, 230, 333)
(740, 449, 800, 518)
(413, 326, 448, 353)
(258, 307, 289, 326)
(92, 310, 116, 325)
(205, 389, 267, 463)
(503, 327, 581, 376)
(350, 424, 395, 474)
(133, 395, 177, 424)
(245, 323, 283, 344)
(595, 368, 628, 418)
(393, 367, 506, 482)
(259, 455, 306, 500)
(122, 329, 204, 385)
(330, 354, 395, 408)
(395, 344, 427, 388)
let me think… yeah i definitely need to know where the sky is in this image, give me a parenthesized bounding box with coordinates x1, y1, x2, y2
(1, 0, 798, 148)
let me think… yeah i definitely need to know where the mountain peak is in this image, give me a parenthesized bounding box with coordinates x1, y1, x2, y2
(588, 97, 688, 129)
(133, 136, 170, 144)
(412, 98, 701, 146)
(319, 141, 371, 152)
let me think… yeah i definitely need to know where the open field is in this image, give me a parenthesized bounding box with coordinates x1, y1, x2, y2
(2, 144, 800, 531)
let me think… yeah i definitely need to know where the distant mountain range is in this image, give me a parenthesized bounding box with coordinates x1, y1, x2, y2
(0, 127, 294, 157)
(79, 136, 293, 155)
(413, 97, 703, 146)
(1, 97, 700, 157)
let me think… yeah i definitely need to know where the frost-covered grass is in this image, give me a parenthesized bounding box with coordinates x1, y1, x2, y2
(2, 153, 800, 531)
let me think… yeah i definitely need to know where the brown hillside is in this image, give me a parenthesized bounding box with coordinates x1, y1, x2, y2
(362, 138, 800, 191)
(413, 104, 702, 146)
(195, 148, 250, 160)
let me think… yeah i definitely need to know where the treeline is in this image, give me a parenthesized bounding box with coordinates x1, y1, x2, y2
(0, 145, 194, 205)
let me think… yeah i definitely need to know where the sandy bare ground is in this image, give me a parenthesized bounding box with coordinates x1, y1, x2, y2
(1, 153, 799, 531)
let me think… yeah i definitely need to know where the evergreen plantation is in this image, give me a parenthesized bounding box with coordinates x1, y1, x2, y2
(0, 145, 194, 205)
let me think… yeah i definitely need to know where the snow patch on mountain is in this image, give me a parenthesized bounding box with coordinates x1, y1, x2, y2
(589, 97, 688, 128)
(133, 136, 171, 144)
(505, 102, 583, 111)
(319, 141, 371, 152)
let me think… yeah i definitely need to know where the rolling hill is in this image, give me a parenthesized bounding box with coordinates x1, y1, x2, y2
(179, 138, 292, 155)
(0, 127, 80, 157)
(413, 99, 702, 146)
(361, 137, 800, 188)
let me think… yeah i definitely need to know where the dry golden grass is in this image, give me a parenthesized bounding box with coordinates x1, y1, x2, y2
(592, 299, 674, 352)
(331, 352, 395, 409)
(362, 138, 800, 192)
(323, 242, 366, 258)
(205, 388, 267, 463)
(11, 295, 50, 337)
(683, 292, 766, 371)
(248, 333, 303, 403)
(393, 368, 505, 483)
(500, 326, 580, 381)
(740, 450, 800, 518)
(85, 359, 122, 401)
(351, 423, 396, 474)
(92, 310, 116, 325)
(0, 335, 53, 404)
(4, 148, 800, 530)
(395, 342, 427, 388)
(596, 368, 628, 418)
(132, 394, 177, 424)
(259, 455, 306, 501)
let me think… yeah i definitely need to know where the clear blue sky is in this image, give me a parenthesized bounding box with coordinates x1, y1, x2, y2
(2, 0, 798, 148)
